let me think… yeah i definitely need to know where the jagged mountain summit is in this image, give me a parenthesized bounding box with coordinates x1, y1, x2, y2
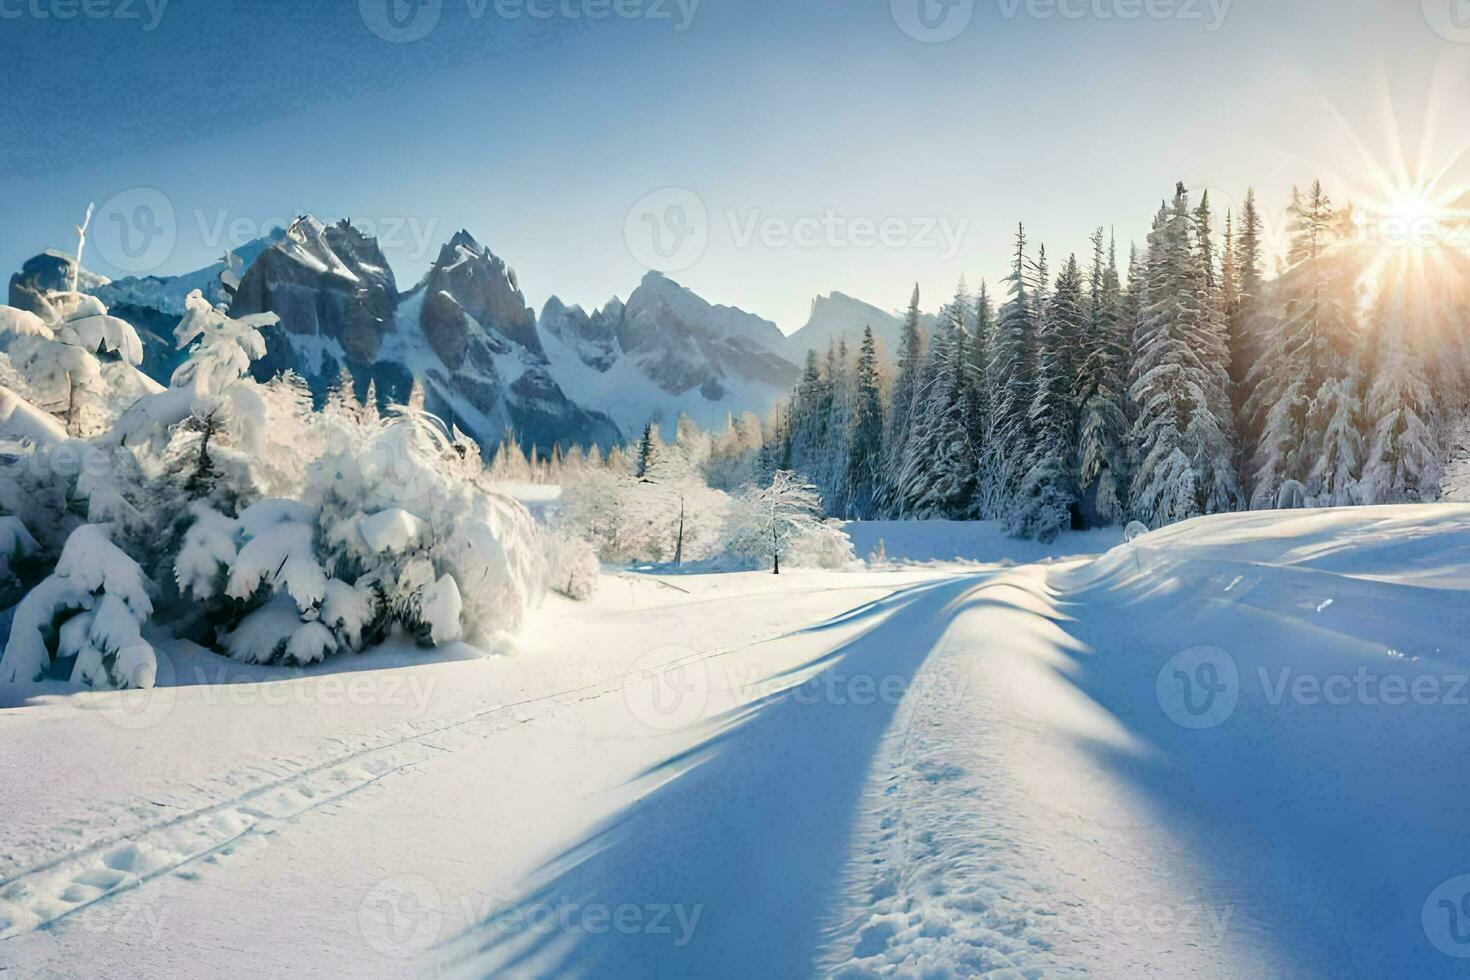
(537, 271, 800, 436)
(227, 218, 618, 451)
(783, 290, 936, 361)
(8, 215, 920, 451)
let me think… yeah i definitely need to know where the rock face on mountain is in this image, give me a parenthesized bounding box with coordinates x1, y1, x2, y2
(615, 272, 796, 399)
(232, 217, 397, 370)
(783, 290, 935, 362)
(8, 250, 109, 322)
(419, 231, 541, 365)
(16, 216, 839, 450)
(539, 295, 619, 372)
(387, 231, 619, 451)
(226, 218, 618, 451)
(531, 274, 801, 437)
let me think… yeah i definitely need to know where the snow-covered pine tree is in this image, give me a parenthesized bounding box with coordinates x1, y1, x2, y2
(1, 523, 157, 689)
(877, 285, 924, 517)
(969, 279, 1007, 518)
(820, 338, 855, 516)
(893, 325, 945, 518)
(488, 430, 531, 482)
(705, 412, 764, 491)
(1221, 210, 1240, 327)
(1010, 254, 1084, 540)
(1359, 285, 1442, 502)
(990, 225, 1042, 501)
(1074, 229, 1130, 526)
(1128, 188, 1246, 531)
(324, 366, 365, 425)
(787, 349, 833, 502)
(906, 279, 978, 518)
(1244, 180, 1359, 507)
(845, 326, 885, 519)
(970, 279, 995, 431)
(1229, 188, 1267, 414)
(1184, 191, 1244, 514)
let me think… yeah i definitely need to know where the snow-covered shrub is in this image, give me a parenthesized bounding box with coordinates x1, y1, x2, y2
(0, 515, 41, 603)
(174, 499, 373, 666)
(0, 436, 155, 572)
(784, 520, 858, 570)
(0, 523, 156, 689)
(559, 466, 730, 565)
(310, 409, 544, 646)
(721, 471, 852, 573)
(542, 526, 600, 600)
(0, 288, 154, 438)
(1274, 479, 1310, 510)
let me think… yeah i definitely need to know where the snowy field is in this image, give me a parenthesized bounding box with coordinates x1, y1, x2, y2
(4, 507, 1470, 977)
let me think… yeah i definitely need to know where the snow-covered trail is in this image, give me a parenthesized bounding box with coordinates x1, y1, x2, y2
(6, 506, 1470, 977)
(815, 566, 1260, 977)
(456, 506, 1470, 978)
(0, 568, 964, 978)
(447, 573, 990, 977)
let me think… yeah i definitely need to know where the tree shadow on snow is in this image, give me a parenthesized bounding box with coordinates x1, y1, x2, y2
(438, 574, 990, 979)
(1028, 561, 1470, 978)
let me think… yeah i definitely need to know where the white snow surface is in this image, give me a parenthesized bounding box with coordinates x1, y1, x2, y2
(3, 506, 1470, 977)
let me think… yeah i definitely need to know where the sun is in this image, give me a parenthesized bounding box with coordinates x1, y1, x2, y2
(1356, 182, 1462, 254)
(1382, 191, 1437, 229)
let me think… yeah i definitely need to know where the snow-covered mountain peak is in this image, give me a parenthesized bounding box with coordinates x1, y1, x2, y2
(785, 288, 934, 360)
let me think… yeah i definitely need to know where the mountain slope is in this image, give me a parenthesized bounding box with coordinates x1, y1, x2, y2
(8, 222, 928, 449)
(783, 290, 939, 361)
(536, 272, 800, 435)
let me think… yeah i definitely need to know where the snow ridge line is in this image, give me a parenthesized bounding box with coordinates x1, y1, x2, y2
(816, 568, 1072, 976)
(0, 579, 937, 941)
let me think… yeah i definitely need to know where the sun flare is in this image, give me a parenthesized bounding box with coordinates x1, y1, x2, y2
(1382, 191, 1437, 229)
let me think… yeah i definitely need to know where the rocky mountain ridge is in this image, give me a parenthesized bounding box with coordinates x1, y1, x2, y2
(9, 216, 919, 451)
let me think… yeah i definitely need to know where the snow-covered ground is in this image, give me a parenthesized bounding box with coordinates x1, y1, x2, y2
(4, 508, 1470, 977)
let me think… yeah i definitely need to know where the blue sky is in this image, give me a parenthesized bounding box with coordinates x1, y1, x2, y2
(2, 0, 1466, 330)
